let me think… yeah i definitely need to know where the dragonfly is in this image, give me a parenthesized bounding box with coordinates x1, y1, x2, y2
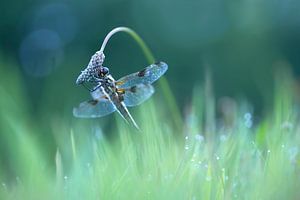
(73, 51, 168, 130)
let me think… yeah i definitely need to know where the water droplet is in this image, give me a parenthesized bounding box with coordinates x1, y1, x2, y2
(281, 121, 293, 131)
(244, 112, 253, 128)
(64, 176, 68, 180)
(232, 182, 238, 188)
(93, 126, 103, 140)
(184, 145, 189, 150)
(195, 134, 204, 142)
(281, 144, 285, 148)
(221, 168, 225, 172)
(267, 149, 271, 153)
(193, 163, 201, 169)
(185, 136, 189, 140)
(164, 173, 174, 180)
(216, 156, 220, 160)
(225, 176, 229, 181)
(289, 146, 298, 163)
(220, 134, 227, 142)
(244, 113, 252, 120)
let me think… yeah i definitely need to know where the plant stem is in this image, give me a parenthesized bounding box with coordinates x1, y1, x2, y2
(100, 27, 183, 131)
(100, 27, 155, 64)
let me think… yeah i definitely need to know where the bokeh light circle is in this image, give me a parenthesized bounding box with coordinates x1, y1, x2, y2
(19, 29, 63, 77)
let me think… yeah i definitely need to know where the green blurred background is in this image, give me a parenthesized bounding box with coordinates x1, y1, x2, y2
(1, 1, 300, 196)
(1, 0, 300, 123)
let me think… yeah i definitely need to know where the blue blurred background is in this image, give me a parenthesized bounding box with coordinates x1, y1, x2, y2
(1, 0, 300, 121)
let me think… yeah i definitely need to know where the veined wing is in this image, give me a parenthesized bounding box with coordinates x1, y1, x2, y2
(123, 84, 154, 107)
(116, 62, 168, 88)
(73, 89, 116, 118)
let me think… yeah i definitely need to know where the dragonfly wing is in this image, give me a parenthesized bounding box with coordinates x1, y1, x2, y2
(123, 84, 154, 107)
(116, 62, 168, 88)
(73, 98, 116, 118)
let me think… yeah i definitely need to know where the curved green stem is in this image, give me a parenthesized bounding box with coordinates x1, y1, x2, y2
(100, 27, 155, 64)
(100, 27, 183, 131)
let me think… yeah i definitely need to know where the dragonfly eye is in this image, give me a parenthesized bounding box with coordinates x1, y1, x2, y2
(99, 67, 109, 77)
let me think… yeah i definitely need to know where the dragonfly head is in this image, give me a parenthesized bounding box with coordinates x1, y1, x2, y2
(98, 66, 109, 78)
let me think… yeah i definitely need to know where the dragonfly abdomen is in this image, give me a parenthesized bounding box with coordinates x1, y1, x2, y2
(112, 97, 139, 130)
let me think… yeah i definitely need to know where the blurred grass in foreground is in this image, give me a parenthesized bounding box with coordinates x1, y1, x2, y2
(0, 62, 300, 200)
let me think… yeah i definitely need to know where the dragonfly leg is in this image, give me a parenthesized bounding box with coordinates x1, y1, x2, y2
(90, 76, 103, 83)
(82, 82, 97, 92)
(91, 84, 102, 92)
(88, 78, 104, 92)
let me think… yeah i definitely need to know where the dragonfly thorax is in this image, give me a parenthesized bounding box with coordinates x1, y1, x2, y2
(99, 75, 117, 95)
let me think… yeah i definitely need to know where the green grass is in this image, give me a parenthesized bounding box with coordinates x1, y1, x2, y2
(0, 62, 300, 200)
